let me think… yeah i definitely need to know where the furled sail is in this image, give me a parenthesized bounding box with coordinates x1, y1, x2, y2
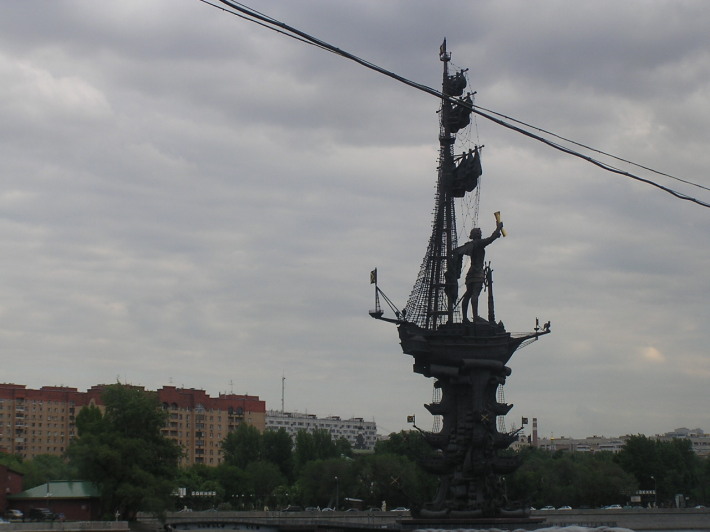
(446, 94, 473, 133)
(451, 147, 482, 198)
(444, 71, 467, 97)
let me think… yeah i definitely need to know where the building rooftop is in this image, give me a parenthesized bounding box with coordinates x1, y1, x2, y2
(9, 481, 100, 500)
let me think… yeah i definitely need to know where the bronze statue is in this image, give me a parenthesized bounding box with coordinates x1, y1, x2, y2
(453, 223, 503, 322)
(371, 41, 549, 520)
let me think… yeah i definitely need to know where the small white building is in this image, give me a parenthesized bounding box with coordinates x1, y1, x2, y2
(266, 410, 377, 451)
(534, 435, 627, 453)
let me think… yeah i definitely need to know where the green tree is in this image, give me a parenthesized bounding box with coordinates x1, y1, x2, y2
(615, 435, 661, 491)
(294, 429, 342, 474)
(697, 457, 710, 505)
(222, 423, 262, 469)
(294, 430, 317, 472)
(578, 452, 637, 508)
(76, 404, 104, 435)
(214, 464, 249, 509)
(658, 438, 700, 504)
(262, 428, 294, 480)
(20, 454, 75, 490)
(506, 447, 636, 508)
(174, 464, 223, 511)
(616, 435, 702, 505)
(335, 437, 353, 459)
(375, 430, 435, 463)
(244, 461, 286, 509)
(0, 452, 75, 490)
(66, 384, 181, 520)
(312, 429, 338, 460)
(297, 458, 351, 508)
(0, 452, 24, 472)
(352, 453, 436, 510)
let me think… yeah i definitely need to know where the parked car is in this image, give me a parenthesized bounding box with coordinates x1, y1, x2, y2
(5, 510, 22, 522)
(27, 508, 57, 521)
(603, 504, 622, 510)
(540, 506, 555, 511)
(282, 505, 303, 512)
(558, 506, 572, 510)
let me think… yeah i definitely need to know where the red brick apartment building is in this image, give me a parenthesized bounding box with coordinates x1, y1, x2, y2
(0, 383, 265, 466)
(0, 465, 23, 512)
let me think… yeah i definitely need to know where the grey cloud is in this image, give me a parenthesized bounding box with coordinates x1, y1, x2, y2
(0, 0, 708, 440)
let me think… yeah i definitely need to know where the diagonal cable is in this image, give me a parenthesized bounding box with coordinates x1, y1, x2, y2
(203, 0, 710, 209)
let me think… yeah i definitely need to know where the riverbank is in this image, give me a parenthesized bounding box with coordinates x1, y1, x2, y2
(156, 507, 710, 531)
(4, 508, 708, 532)
(0, 522, 128, 532)
(531, 507, 710, 530)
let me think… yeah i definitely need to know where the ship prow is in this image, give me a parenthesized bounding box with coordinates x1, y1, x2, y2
(398, 319, 549, 377)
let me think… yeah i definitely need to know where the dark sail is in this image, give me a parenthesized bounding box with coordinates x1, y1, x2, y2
(446, 93, 473, 133)
(444, 71, 467, 96)
(451, 147, 482, 198)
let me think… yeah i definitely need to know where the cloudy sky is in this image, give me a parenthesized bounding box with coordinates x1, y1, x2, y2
(1, 1, 708, 440)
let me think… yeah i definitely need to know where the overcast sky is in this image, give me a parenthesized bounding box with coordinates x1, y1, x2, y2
(1, 1, 708, 440)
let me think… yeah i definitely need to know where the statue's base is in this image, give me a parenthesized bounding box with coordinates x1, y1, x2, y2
(398, 517, 545, 530)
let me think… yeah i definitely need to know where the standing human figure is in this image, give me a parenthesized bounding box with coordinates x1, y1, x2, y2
(453, 222, 503, 322)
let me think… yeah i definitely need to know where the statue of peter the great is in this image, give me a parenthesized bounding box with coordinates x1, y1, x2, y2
(453, 222, 503, 322)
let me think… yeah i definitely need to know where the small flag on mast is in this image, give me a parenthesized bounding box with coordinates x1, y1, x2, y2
(439, 39, 447, 58)
(370, 268, 377, 284)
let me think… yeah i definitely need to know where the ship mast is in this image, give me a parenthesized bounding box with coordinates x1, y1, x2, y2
(404, 40, 470, 330)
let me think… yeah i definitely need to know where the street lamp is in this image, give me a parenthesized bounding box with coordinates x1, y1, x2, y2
(334, 476, 339, 511)
(651, 475, 657, 507)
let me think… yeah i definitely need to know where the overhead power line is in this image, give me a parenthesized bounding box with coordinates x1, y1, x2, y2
(474, 105, 710, 194)
(202, 0, 709, 209)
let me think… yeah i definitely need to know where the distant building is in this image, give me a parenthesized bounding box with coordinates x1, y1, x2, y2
(659, 427, 710, 457)
(266, 410, 377, 451)
(0, 384, 100, 459)
(519, 421, 710, 457)
(535, 435, 627, 453)
(7, 480, 101, 521)
(0, 383, 265, 466)
(158, 386, 265, 465)
(0, 465, 23, 513)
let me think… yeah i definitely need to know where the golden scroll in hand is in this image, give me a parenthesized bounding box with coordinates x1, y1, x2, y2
(494, 211, 507, 237)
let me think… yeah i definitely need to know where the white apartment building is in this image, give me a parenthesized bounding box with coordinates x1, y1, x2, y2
(535, 435, 627, 453)
(520, 423, 709, 457)
(659, 427, 710, 457)
(266, 410, 377, 451)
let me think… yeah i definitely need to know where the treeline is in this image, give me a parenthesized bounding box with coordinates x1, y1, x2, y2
(2, 384, 709, 519)
(506, 437, 710, 508)
(175, 426, 436, 512)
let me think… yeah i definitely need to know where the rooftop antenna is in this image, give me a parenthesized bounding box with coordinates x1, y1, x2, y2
(229, 379, 234, 394)
(281, 373, 286, 414)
